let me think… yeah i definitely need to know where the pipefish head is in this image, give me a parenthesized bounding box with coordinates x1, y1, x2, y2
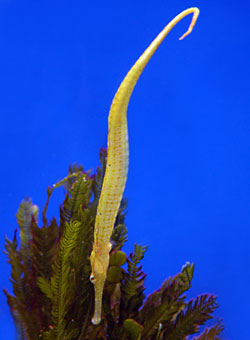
(89, 251, 109, 324)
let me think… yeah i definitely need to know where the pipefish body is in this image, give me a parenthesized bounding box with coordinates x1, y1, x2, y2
(90, 7, 200, 325)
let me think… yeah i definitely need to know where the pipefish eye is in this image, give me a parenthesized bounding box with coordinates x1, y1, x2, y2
(90, 274, 95, 283)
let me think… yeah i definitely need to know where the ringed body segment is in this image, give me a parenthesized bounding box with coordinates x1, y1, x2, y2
(90, 7, 199, 325)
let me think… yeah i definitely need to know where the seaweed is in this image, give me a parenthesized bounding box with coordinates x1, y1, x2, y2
(4, 149, 223, 339)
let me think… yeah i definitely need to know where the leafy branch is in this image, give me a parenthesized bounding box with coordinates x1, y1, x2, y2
(4, 151, 224, 340)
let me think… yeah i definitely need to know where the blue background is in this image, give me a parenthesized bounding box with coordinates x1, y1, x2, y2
(0, 1, 249, 339)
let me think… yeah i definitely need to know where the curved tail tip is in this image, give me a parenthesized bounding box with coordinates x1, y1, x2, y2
(179, 7, 200, 40)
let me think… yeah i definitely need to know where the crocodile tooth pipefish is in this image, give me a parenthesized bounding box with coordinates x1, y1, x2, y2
(89, 7, 200, 325)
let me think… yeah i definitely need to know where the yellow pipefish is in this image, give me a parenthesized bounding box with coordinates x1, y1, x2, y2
(90, 7, 200, 325)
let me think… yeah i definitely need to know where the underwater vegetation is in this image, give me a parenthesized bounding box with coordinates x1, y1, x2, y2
(4, 7, 223, 340)
(4, 155, 223, 340)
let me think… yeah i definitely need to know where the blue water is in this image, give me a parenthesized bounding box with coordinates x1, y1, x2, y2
(0, 1, 249, 339)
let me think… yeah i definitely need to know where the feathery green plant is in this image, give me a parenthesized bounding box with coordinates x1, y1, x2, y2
(4, 148, 223, 339)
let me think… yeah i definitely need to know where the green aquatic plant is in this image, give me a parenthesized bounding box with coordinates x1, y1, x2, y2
(4, 151, 223, 340)
(4, 7, 224, 340)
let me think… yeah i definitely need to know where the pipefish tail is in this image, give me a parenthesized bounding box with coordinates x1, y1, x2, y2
(90, 7, 199, 325)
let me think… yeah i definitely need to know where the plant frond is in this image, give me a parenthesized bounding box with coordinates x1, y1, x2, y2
(37, 276, 53, 300)
(163, 294, 219, 340)
(122, 244, 147, 298)
(139, 278, 184, 339)
(64, 164, 85, 190)
(60, 173, 92, 223)
(42, 171, 83, 226)
(4, 229, 18, 262)
(16, 198, 38, 254)
(4, 231, 26, 307)
(4, 290, 40, 340)
(64, 208, 95, 331)
(28, 218, 59, 331)
(30, 218, 58, 278)
(11, 207, 50, 335)
(4, 228, 44, 338)
(191, 322, 224, 340)
(3, 290, 26, 340)
(120, 244, 147, 321)
(174, 262, 194, 295)
(70, 207, 94, 269)
(50, 220, 82, 339)
(139, 262, 194, 339)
